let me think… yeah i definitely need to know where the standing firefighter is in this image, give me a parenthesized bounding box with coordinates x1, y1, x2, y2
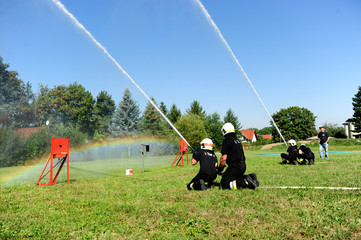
(217, 123, 259, 190)
(187, 138, 218, 190)
(298, 144, 315, 165)
(280, 139, 299, 165)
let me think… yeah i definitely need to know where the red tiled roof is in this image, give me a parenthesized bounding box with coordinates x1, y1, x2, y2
(260, 134, 272, 140)
(15, 127, 45, 139)
(241, 129, 255, 141)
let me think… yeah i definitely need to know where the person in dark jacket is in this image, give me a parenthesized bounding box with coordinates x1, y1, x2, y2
(318, 126, 330, 159)
(298, 144, 315, 165)
(217, 123, 259, 190)
(280, 139, 299, 165)
(187, 138, 218, 190)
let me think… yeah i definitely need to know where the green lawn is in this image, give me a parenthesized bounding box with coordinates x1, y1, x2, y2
(1, 145, 360, 239)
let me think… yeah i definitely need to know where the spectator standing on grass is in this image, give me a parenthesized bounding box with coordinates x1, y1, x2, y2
(318, 126, 330, 159)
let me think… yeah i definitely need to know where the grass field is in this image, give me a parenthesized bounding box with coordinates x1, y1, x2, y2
(1, 144, 360, 239)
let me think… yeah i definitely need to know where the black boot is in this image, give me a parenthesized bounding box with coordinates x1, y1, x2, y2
(244, 175, 257, 190)
(199, 179, 207, 190)
(187, 182, 193, 190)
(291, 160, 299, 165)
(249, 173, 259, 187)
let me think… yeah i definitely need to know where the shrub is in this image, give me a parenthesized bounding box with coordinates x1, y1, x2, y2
(0, 123, 87, 167)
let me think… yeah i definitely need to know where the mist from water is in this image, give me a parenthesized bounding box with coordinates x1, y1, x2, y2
(1, 139, 178, 187)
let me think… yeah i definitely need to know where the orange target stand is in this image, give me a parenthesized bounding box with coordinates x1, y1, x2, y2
(171, 139, 188, 167)
(36, 138, 69, 186)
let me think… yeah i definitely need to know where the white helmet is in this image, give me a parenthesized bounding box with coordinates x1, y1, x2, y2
(288, 139, 296, 146)
(200, 138, 213, 150)
(221, 123, 235, 136)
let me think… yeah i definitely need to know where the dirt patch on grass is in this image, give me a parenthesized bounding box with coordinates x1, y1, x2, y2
(261, 141, 312, 150)
(261, 143, 283, 150)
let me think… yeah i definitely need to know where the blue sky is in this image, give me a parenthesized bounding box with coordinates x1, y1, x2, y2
(0, 0, 360, 130)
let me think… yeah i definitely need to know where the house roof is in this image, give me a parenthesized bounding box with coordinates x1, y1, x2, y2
(260, 134, 272, 140)
(15, 127, 45, 139)
(241, 129, 256, 141)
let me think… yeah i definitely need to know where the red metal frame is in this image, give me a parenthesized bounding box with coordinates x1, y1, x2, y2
(171, 139, 188, 167)
(36, 138, 69, 186)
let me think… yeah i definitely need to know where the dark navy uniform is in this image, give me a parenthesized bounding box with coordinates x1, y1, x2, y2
(188, 149, 218, 190)
(298, 145, 315, 165)
(280, 145, 299, 164)
(220, 133, 248, 189)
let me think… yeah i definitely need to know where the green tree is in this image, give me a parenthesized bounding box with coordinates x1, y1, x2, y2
(205, 112, 224, 151)
(257, 126, 273, 135)
(111, 88, 141, 136)
(93, 91, 115, 135)
(349, 86, 361, 133)
(160, 101, 168, 115)
(34, 84, 52, 126)
(175, 113, 207, 148)
(168, 104, 182, 124)
(67, 82, 95, 134)
(186, 100, 206, 119)
(0, 57, 34, 127)
(223, 108, 242, 137)
(322, 122, 346, 138)
(139, 97, 168, 136)
(271, 106, 316, 141)
(35, 82, 95, 134)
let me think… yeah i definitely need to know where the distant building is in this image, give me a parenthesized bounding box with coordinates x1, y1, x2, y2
(241, 129, 257, 142)
(260, 134, 272, 140)
(15, 127, 45, 139)
(343, 122, 361, 139)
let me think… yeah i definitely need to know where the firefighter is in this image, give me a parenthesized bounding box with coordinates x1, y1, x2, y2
(298, 144, 315, 165)
(187, 138, 218, 190)
(280, 139, 299, 165)
(217, 123, 259, 190)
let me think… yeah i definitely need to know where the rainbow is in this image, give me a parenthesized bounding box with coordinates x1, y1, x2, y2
(0, 137, 176, 187)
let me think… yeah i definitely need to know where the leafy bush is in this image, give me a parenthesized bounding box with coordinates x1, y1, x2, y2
(25, 128, 51, 160)
(0, 123, 87, 167)
(0, 127, 27, 167)
(323, 122, 347, 138)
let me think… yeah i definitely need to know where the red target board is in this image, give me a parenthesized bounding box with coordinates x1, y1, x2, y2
(171, 139, 189, 167)
(36, 138, 69, 186)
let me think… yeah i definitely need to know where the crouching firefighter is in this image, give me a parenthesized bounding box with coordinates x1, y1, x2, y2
(187, 138, 218, 190)
(217, 123, 259, 190)
(298, 144, 315, 165)
(280, 139, 299, 165)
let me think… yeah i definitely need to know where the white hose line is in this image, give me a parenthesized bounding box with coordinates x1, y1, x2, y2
(194, 0, 287, 145)
(52, 0, 192, 149)
(260, 186, 361, 190)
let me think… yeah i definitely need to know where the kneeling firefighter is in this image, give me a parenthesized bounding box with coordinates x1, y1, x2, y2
(298, 144, 315, 165)
(187, 138, 218, 190)
(280, 139, 299, 165)
(217, 123, 259, 190)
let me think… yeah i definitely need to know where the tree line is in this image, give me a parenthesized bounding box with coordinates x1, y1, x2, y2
(0, 57, 244, 166)
(1, 56, 360, 167)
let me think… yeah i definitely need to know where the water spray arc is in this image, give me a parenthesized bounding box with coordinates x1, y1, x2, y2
(194, 0, 287, 145)
(52, 0, 192, 149)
